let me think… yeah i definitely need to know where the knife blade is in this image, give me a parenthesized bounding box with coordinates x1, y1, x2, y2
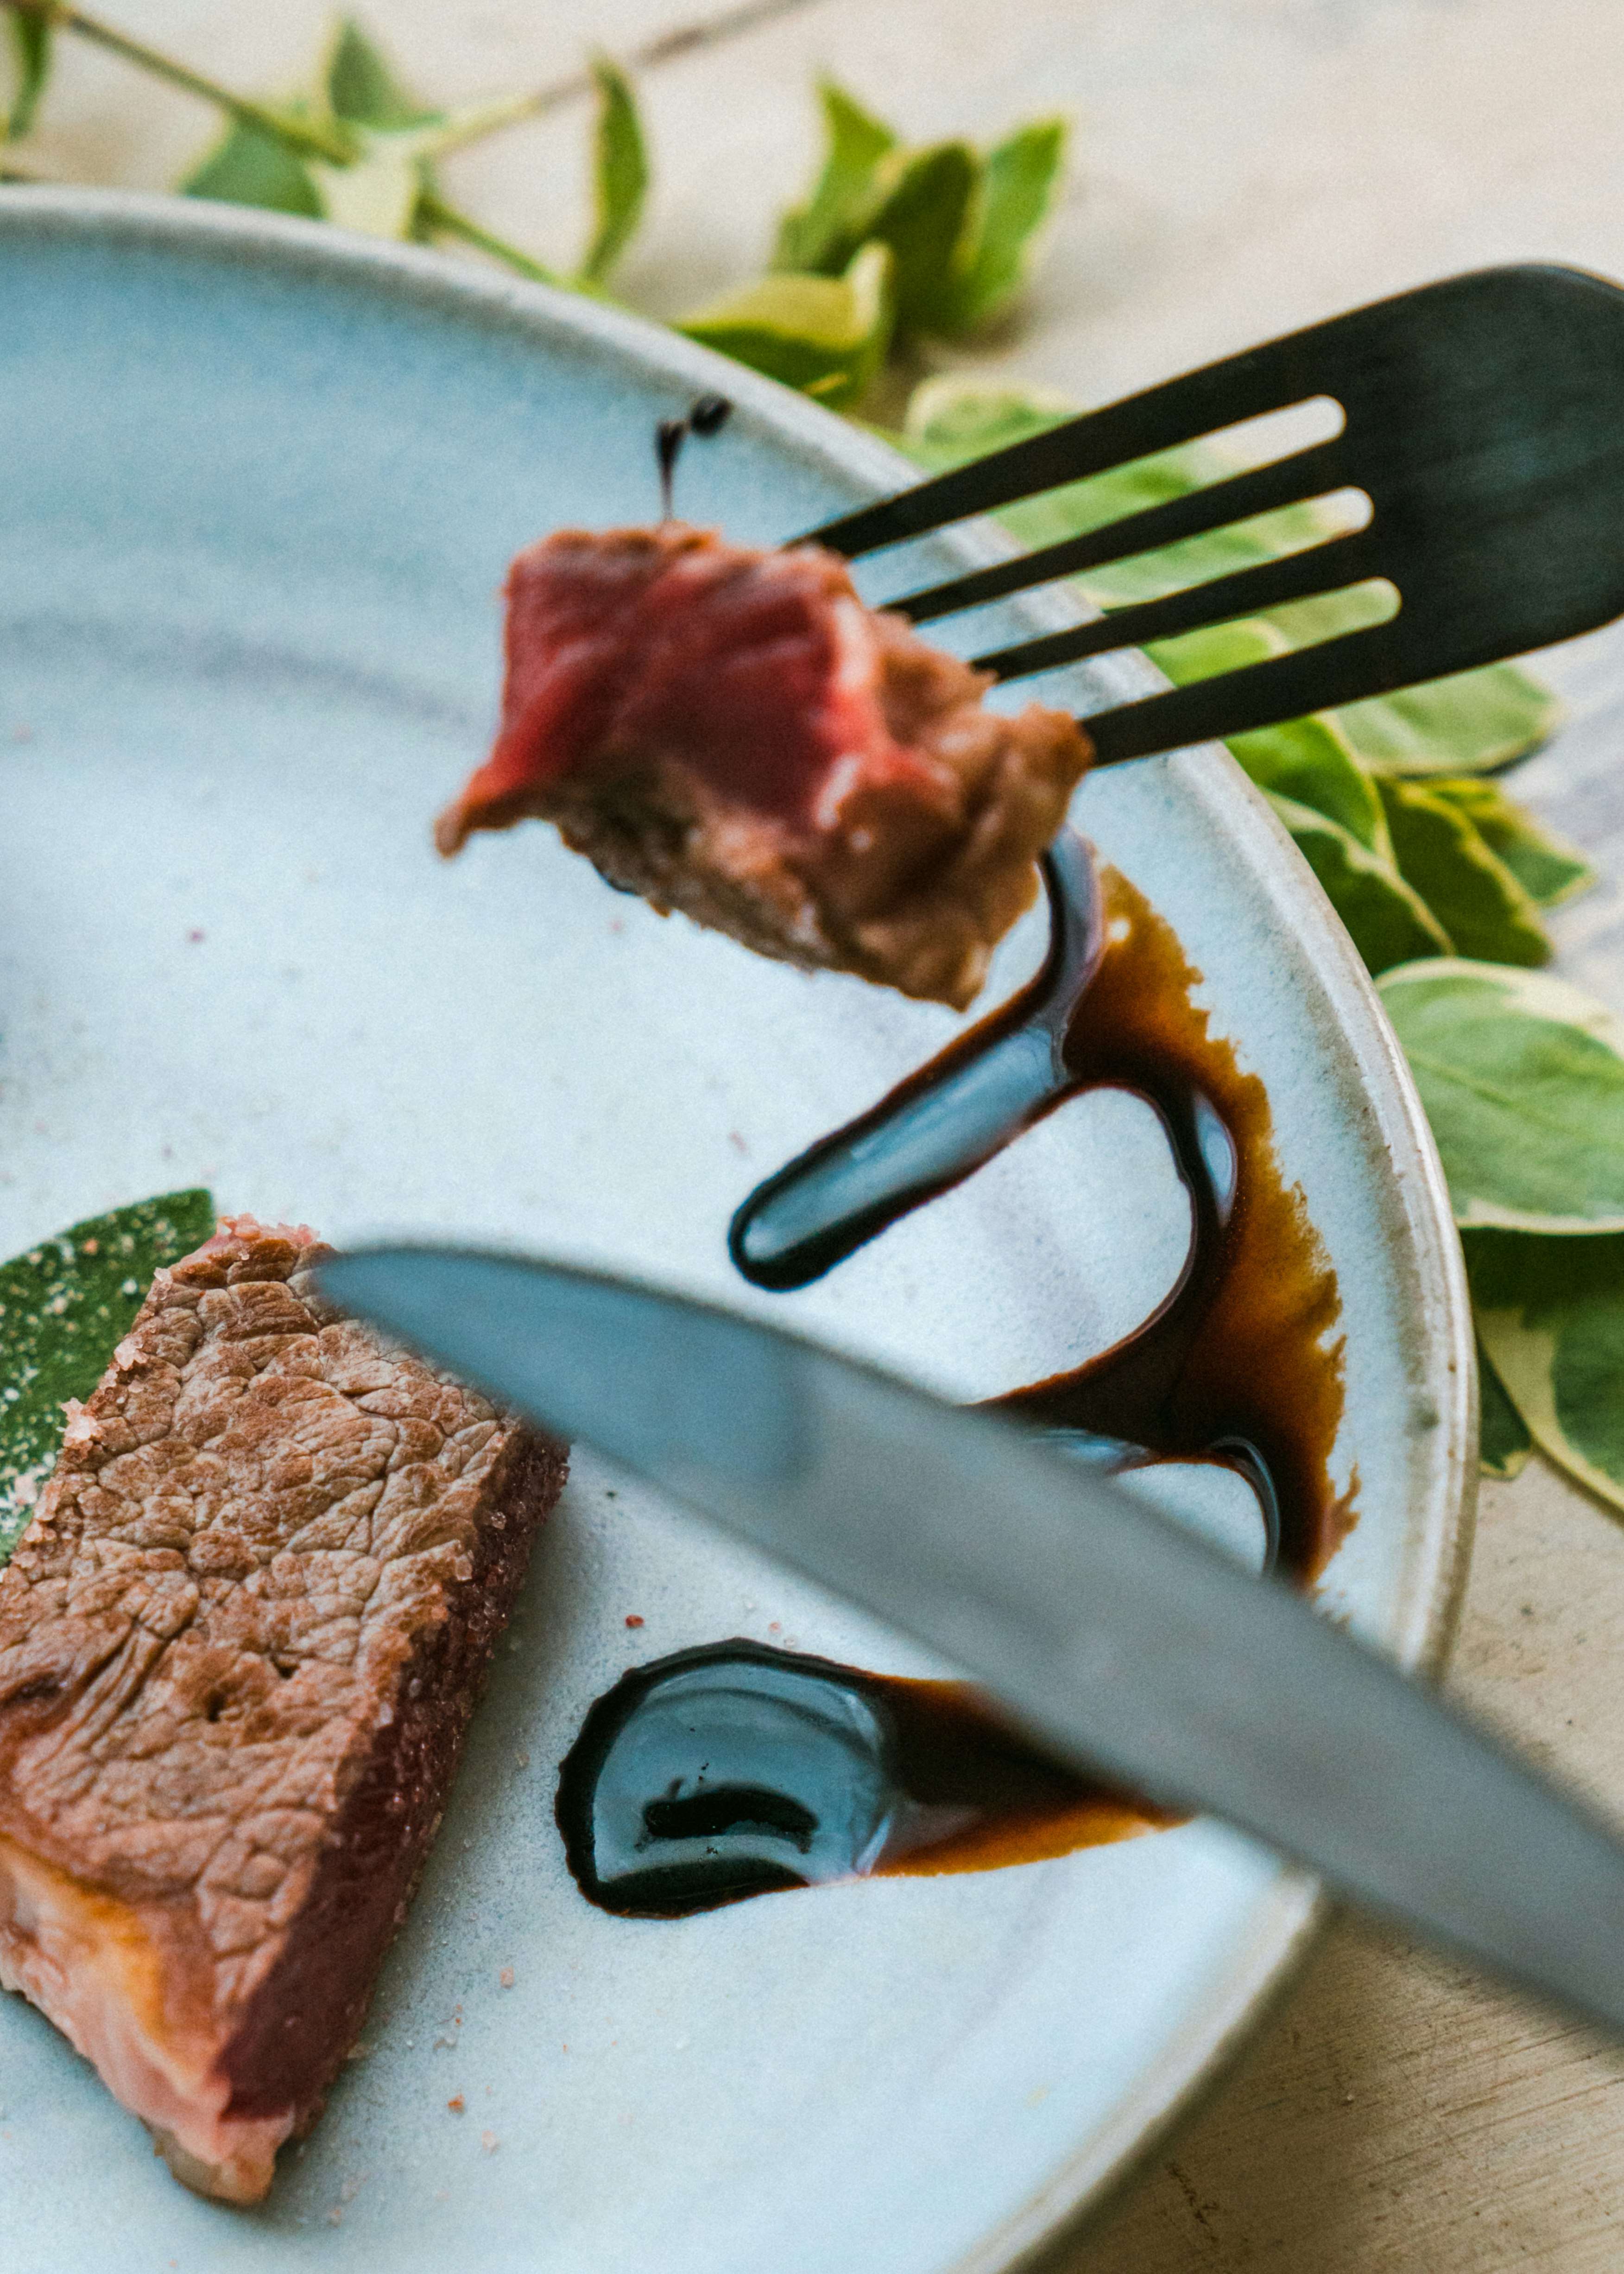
(322, 1244, 1624, 2036)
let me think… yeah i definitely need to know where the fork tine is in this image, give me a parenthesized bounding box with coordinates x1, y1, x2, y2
(973, 527, 1383, 682)
(811, 266, 1624, 570)
(804, 347, 1313, 559)
(892, 436, 1353, 624)
(1083, 617, 1475, 766)
(801, 266, 1624, 765)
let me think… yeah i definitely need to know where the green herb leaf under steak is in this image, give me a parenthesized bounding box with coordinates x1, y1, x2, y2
(0, 1189, 216, 1565)
(1378, 961, 1624, 1234)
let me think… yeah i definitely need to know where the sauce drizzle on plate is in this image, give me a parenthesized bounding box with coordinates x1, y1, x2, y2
(562, 831, 1351, 1916)
(556, 1638, 1184, 1919)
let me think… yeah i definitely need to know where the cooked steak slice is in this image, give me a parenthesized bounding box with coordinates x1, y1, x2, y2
(0, 1216, 565, 2203)
(434, 524, 1092, 1010)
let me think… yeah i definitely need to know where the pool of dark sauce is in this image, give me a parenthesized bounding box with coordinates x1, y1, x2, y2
(560, 832, 1350, 1918)
(560, 455, 1350, 1918)
(557, 1639, 1183, 1918)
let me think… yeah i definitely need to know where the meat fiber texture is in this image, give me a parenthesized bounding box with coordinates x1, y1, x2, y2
(435, 525, 1093, 1010)
(0, 1217, 565, 2203)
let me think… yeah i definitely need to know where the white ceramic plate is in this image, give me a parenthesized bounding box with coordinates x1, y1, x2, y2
(0, 190, 1473, 2274)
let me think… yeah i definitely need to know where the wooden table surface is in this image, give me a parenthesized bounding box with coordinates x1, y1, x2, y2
(24, 2, 1624, 2264)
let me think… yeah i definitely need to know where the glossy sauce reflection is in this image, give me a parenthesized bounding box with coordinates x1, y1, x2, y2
(562, 832, 1350, 1916)
(556, 1639, 1183, 1919)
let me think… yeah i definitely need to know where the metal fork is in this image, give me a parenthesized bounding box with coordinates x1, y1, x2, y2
(804, 264, 1624, 765)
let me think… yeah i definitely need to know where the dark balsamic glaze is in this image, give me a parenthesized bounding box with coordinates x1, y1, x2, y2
(656, 393, 733, 519)
(729, 829, 1350, 1584)
(561, 831, 1351, 1919)
(556, 1639, 1182, 1919)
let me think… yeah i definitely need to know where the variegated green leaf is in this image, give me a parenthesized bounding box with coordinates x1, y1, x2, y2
(864, 140, 980, 337)
(1424, 776, 1594, 909)
(1266, 794, 1451, 974)
(1376, 775, 1551, 968)
(1477, 1336, 1534, 1480)
(1378, 961, 1624, 1233)
(325, 16, 435, 129)
(1229, 708, 1388, 855)
(1467, 1229, 1624, 1513)
(1338, 665, 1559, 778)
(680, 241, 894, 409)
(312, 135, 423, 238)
(899, 375, 1073, 465)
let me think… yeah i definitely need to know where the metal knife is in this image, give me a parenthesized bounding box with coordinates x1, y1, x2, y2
(322, 1245, 1624, 2037)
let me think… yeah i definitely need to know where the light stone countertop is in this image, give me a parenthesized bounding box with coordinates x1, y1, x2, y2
(17, 3, 1624, 2266)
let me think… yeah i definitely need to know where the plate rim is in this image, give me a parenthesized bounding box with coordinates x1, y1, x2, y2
(0, 184, 1479, 2273)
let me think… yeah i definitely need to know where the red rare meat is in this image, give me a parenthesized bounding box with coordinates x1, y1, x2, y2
(435, 524, 1092, 1010)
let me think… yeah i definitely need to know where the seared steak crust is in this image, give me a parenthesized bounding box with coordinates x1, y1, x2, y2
(0, 1219, 565, 2201)
(435, 524, 1092, 1010)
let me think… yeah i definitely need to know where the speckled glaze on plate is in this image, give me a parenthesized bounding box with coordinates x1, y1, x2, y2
(0, 190, 1473, 2274)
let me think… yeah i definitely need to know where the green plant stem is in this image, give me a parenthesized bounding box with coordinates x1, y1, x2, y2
(428, 0, 830, 157)
(3, 0, 354, 163)
(417, 188, 567, 287)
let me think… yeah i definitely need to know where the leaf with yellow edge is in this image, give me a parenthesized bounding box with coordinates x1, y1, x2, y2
(863, 141, 979, 337)
(182, 116, 324, 218)
(1477, 1336, 1533, 1480)
(680, 241, 894, 410)
(312, 136, 423, 238)
(1424, 776, 1594, 909)
(1378, 961, 1624, 1233)
(1338, 665, 1559, 778)
(1265, 794, 1452, 975)
(1376, 775, 1551, 968)
(1467, 1228, 1624, 1514)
